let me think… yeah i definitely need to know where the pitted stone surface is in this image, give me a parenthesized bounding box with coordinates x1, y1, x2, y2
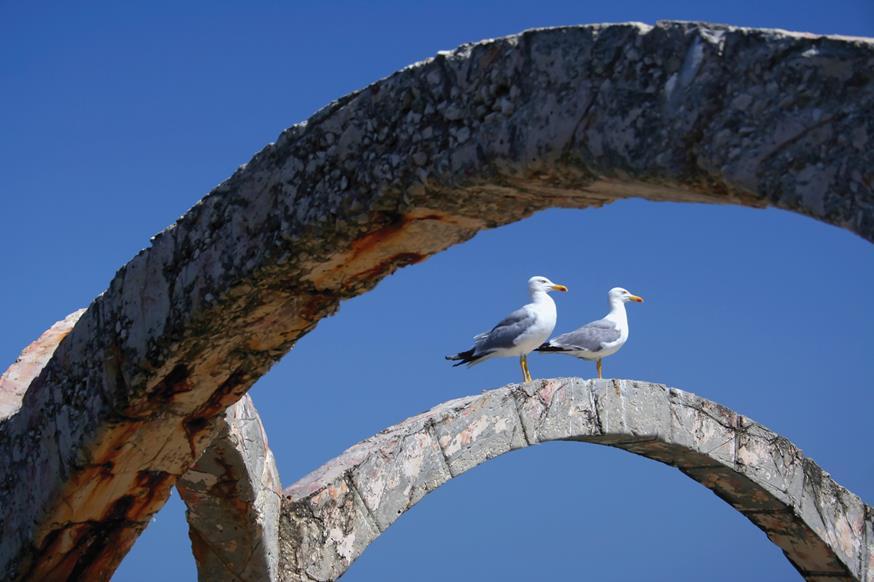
(280, 379, 872, 581)
(1, 21, 873, 579)
(350, 421, 452, 530)
(431, 387, 527, 475)
(177, 393, 281, 582)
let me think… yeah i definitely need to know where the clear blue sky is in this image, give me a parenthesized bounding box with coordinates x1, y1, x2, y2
(2, 2, 872, 580)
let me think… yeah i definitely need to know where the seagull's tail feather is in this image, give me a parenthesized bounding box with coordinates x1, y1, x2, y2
(445, 348, 484, 367)
(535, 341, 567, 353)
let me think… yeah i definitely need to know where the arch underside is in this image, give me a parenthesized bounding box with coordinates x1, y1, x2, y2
(0, 20, 871, 580)
(280, 379, 872, 581)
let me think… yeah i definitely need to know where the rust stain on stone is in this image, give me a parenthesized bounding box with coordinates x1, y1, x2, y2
(28, 472, 172, 582)
(350, 252, 427, 284)
(29, 425, 181, 580)
(344, 209, 470, 259)
(337, 214, 433, 284)
(346, 215, 420, 261)
(190, 368, 249, 420)
(183, 368, 250, 458)
(304, 209, 483, 290)
(84, 420, 148, 471)
(148, 363, 193, 404)
(126, 470, 174, 521)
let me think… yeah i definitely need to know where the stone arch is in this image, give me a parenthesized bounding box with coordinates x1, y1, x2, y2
(280, 379, 871, 581)
(0, 21, 872, 580)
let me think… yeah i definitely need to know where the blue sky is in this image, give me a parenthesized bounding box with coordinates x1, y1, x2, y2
(1, 2, 872, 580)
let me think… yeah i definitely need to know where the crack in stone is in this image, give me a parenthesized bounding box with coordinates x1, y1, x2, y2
(678, 399, 737, 430)
(705, 435, 736, 459)
(612, 379, 628, 434)
(509, 389, 533, 445)
(758, 113, 840, 169)
(344, 472, 383, 535)
(426, 420, 456, 479)
(189, 528, 247, 582)
(587, 383, 605, 437)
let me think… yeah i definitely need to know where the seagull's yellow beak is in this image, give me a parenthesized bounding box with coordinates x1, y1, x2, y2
(551, 284, 569, 292)
(628, 294, 644, 303)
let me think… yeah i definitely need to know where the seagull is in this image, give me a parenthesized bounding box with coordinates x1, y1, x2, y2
(536, 287, 643, 379)
(446, 276, 568, 382)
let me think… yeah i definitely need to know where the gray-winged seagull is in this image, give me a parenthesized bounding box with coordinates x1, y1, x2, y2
(446, 276, 568, 382)
(537, 287, 643, 379)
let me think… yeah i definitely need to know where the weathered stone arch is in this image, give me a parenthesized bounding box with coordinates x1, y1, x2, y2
(178, 393, 281, 581)
(280, 379, 871, 581)
(0, 20, 872, 580)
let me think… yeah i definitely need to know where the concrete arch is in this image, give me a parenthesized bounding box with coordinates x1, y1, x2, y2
(1, 21, 872, 579)
(280, 379, 873, 581)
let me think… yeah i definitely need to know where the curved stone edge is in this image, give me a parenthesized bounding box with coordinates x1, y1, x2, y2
(279, 379, 872, 581)
(2, 21, 872, 579)
(177, 393, 281, 582)
(0, 310, 85, 420)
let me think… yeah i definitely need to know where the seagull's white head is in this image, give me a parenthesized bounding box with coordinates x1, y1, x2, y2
(528, 275, 568, 294)
(609, 287, 644, 303)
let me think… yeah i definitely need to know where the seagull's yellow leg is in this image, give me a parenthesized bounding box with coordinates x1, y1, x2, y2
(521, 354, 532, 383)
(596, 359, 603, 380)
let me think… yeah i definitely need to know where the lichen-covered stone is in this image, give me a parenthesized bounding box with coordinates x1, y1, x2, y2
(281, 474, 380, 582)
(1, 20, 873, 579)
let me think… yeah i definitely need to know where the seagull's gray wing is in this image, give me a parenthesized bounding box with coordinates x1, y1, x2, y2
(549, 319, 620, 353)
(474, 307, 535, 352)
